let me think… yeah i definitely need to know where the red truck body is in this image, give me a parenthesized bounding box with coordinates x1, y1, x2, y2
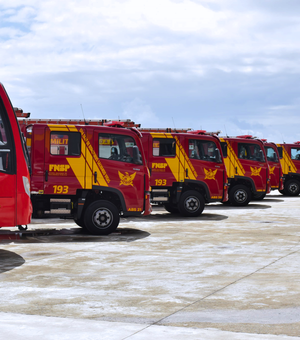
(140, 129, 228, 216)
(220, 135, 271, 205)
(276, 142, 300, 196)
(0, 84, 32, 227)
(21, 122, 151, 234)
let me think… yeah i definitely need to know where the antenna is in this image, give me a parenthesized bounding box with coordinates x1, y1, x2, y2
(172, 117, 176, 129)
(80, 104, 87, 125)
(224, 124, 228, 137)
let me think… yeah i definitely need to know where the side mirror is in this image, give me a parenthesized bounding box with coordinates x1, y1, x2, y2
(259, 150, 265, 162)
(215, 148, 222, 163)
(133, 145, 143, 165)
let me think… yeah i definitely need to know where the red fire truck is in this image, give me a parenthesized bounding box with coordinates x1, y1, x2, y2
(261, 140, 284, 193)
(219, 135, 271, 205)
(19, 120, 151, 235)
(140, 129, 229, 216)
(0, 84, 32, 228)
(276, 142, 300, 196)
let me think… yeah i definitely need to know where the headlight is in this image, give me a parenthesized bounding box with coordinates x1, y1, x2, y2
(22, 176, 31, 197)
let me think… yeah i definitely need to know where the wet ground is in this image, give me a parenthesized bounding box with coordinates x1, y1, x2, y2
(0, 192, 300, 339)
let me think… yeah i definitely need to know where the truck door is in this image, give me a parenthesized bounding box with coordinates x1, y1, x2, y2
(94, 131, 145, 212)
(44, 126, 84, 195)
(290, 145, 300, 175)
(0, 109, 16, 226)
(149, 134, 185, 187)
(186, 137, 225, 199)
(237, 142, 268, 192)
(265, 145, 281, 189)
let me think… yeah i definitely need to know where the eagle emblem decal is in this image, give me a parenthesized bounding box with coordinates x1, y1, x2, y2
(204, 168, 217, 180)
(250, 167, 261, 176)
(118, 171, 136, 186)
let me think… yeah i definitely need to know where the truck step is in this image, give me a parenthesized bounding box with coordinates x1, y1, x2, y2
(50, 198, 72, 213)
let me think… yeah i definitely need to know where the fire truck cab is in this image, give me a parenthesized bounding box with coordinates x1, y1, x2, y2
(276, 142, 300, 196)
(0, 85, 32, 228)
(140, 129, 228, 216)
(220, 135, 271, 205)
(23, 122, 151, 235)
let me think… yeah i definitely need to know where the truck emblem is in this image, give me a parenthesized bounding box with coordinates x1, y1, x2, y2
(269, 166, 275, 175)
(118, 171, 136, 186)
(250, 167, 261, 176)
(204, 168, 217, 180)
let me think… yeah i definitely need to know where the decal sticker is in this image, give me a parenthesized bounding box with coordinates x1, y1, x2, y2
(204, 168, 217, 180)
(269, 166, 275, 175)
(49, 164, 70, 172)
(119, 171, 136, 186)
(250, 167, 261, 176)
(152, 163, 168, 172)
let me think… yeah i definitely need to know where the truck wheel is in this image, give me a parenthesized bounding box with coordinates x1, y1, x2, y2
(178, 190, 205, 217)
(252, 192, 266, 201)
(279, 189, 287, 195)
(229, 185, 251, 206)
(84, 200, 120, 235)
(285, 179, 300, 196)
(164, 203, 179, 214)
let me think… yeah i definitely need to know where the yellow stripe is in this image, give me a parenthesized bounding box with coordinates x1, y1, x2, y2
(277, 144, 297, 174)
(223, 140, 245, 178)
(151, 133, 197, 181)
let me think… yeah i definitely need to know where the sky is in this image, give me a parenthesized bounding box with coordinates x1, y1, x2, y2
(1, 0, 300, 143)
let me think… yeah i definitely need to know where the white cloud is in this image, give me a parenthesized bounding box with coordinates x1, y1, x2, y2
(0, 0, 299, 142)
(122, 98, 159, 125)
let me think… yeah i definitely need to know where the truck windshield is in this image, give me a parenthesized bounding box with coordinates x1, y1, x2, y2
(264, 146, 279, 162)
(238, 143, 265, 162)
(99, 133, 142, 164)
(189, 139, 219, 162)
(0, 105, 14, 173)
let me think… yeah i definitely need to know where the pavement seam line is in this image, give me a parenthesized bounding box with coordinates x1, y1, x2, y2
(120, 245, 300, 340)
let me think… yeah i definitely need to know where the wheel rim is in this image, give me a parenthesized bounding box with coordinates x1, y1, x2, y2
(234, 189, 247, 203)
(92, 208, 113, 229)
(288, 182, 299, 194)
(184, 196, 200, 213)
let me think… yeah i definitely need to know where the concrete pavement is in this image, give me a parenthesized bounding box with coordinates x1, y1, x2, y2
(0, 192, 299, 339)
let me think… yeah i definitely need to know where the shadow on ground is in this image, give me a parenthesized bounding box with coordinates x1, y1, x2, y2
(122, 212, 228, 223)
(0, 249, 25, 273)
(205, 203, 272, 210)
(0, 228, 150, 244)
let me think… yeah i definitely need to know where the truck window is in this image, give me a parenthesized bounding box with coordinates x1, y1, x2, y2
(50, 132, 81, 156)
(0, 106, 14, 173)
(189, 139, 219, 162)
(99, 133, 140, 164)
(277, 146, 283, 158)
(264, 146, 279, 162)
(153, 138, 176, 157)
(220, 142, 227, 157)
(291, 148, 300, 160)
(238, 143, 265, 162)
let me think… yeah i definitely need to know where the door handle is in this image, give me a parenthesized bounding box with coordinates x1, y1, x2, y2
(45, 170, 48, 182)
(186, 168, 188, 177)
(94, 171, 97, 183)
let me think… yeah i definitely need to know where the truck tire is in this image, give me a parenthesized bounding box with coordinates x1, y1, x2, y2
(279, 189, 287, 195)
(84, 200, 120, 235)
(284, 179, 300, 196)
(229, 185, 251, 206)
(164, 203, 179, 214)
(178, 190, 205, 217)
(74, 218, 84, 227)
(252, 192, 266, 201)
